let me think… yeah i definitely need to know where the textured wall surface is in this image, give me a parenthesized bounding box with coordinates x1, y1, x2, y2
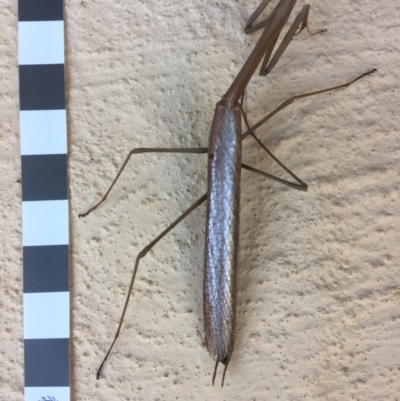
(2, 0, 400, 399)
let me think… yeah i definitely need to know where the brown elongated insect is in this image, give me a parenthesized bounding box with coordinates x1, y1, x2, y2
(80, 0, 376, 386)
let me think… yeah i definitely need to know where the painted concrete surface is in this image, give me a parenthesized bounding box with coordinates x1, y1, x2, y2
(2, 0, 400, 399)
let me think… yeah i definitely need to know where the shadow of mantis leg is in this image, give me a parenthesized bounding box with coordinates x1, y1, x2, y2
(240, 97, 307, 191)
(241, 163, 306, 191)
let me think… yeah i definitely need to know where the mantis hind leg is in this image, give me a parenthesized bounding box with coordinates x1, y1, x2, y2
(96, 193, 207, 379)
(239, 68, 377, 189)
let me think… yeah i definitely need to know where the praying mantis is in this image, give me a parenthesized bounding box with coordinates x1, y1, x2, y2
(80, 0, 376, 386)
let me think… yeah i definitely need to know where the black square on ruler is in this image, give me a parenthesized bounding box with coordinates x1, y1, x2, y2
(23, 245, 69, 293)
(25, 338, 70, 387)
(21, 154, 68, 201)
(18, 0, 63, 21)
(19, 64, 65, 111)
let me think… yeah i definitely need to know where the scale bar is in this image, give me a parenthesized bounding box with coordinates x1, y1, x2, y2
(18, 0, 70, 400)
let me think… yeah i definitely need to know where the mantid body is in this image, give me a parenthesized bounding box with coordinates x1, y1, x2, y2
(80, 0, 376, 386)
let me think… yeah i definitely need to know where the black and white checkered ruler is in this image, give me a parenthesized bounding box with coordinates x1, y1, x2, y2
(18, 0, 70, 400)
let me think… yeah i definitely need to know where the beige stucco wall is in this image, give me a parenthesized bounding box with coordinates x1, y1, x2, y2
(2, 0, 400, 399)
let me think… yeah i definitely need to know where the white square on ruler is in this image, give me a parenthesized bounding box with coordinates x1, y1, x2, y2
(22, 200, 69, 247)
(24, 292, 69, 339)
(25, 386, 70, 401)
(20, 110, 67, 155)
(18, 21, 64, 65)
